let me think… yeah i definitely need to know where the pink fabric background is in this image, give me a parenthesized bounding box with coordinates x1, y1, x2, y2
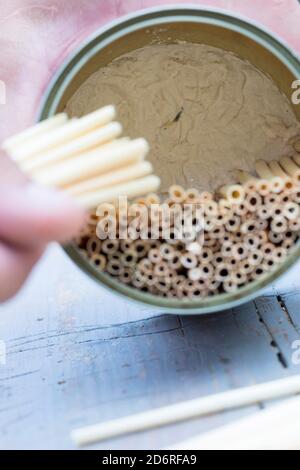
(0, 0, 299, 141)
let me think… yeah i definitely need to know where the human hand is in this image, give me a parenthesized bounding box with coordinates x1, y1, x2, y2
(0, 151, 86, 301)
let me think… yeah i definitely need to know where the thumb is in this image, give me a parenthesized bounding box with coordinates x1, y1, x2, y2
(0, 182, 87, 248)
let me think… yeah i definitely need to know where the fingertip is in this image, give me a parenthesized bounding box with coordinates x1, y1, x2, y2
(25, 184, 87, 242)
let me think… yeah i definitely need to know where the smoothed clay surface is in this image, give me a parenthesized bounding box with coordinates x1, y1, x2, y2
(66, 43, 300, 192)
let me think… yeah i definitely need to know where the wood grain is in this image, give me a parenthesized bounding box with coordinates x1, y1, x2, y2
(0, 245, 299, 449)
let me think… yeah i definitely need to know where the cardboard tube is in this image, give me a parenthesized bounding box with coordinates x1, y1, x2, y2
(254, 162, 285, 193)
(2, 113, 68, 154)
(219, 184, 245, 204)
(75, 175, 161, 209)
(11, 105, 116, 161)
(279, 156, 300, 182)
(256, 179, 271, 196)
(168, 185, 186, 203)
(32, 138, 149, 187)
(66, 161, 153, 196)
(269, 160, 289, 179)
(22, 122, 123, 171)
(235, 170, 256, 184)
(255, 160, 274, 180)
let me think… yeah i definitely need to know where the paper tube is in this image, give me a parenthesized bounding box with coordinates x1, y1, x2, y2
(255, 160, 274, 180)
(75, 175, 161, 209)
(235, 170, 256, 185)
(32, 138, 149, 187)
(279, 156, 300, 182)
(11, 105, 116, 161)
(2, 113, 68, 154)
(22, 122, 123, 171)
(269, 160, 289, 179)
(66, 161, 153, 196)
(219, 184, 245, 204)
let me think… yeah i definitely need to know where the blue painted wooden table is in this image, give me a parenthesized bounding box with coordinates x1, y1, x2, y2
(0, 244, 300, 449)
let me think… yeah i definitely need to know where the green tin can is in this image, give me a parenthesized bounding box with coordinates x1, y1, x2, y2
(38, 6, 300, 314)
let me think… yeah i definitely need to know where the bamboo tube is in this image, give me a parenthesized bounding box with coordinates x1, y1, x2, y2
(204, 200, 218, 217)
(90, 253, 106, 270)
(71, 375, 300, 446)
(289, 219, 300, 231)
(198, 191, 213, 202)
(239, 259, 254, 275)
(269, 160, 289, 179)
(185, 188, 199, 202)
(248, 249, 263, 266)
(221, 242, 233, 258)
(32, 138, 149, 187)
(233, 202, 248, 216)
(76, 175, 160, 209)
(218, 198, 233, 216)
(255, 160, 274, 180)
(223, 280, 238, 292)
(22, 122, 123, 171)
(199, 247, 214, 264)
(256, 179, 271, 196)
(283, 201, 299, 220)
(251, 266, 265, 279)
(2, 113, 68, 153)
(225, 215, 241, 232)
(257, 205, 272, 219)
(268, 231, 284, 244)
(199, 263, 214, 279)
(180, 253, 198, 269)
(11, 105, 116, 161)
(188, 268, 202, 281)
(219, 184, 245, 204)
(232, 242, 248, 260)
(169, 395, 300, 450)
(244, 234, 260, 250)
(235, 170, 256, 185)
(254, 161, 285, 192)
(215, 263, 231, 282)
(66, 161, 153, 196)
(168, 185, 186, 203)
(244, 191, 262, 212)
(231, 271, 247, 285)
(186, 241, 202, 255)
(86, 236, 102, 256)
(270, 216, 288, 234)
(279, 156, 300, 182)
(273, 247, 287, 263)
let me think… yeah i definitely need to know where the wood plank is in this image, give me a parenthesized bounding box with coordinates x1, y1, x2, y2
(254, 296, 300, 371)
(1, 246, 300, 449)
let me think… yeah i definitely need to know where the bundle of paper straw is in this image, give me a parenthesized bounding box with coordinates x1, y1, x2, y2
(2, 106, 160, 209)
